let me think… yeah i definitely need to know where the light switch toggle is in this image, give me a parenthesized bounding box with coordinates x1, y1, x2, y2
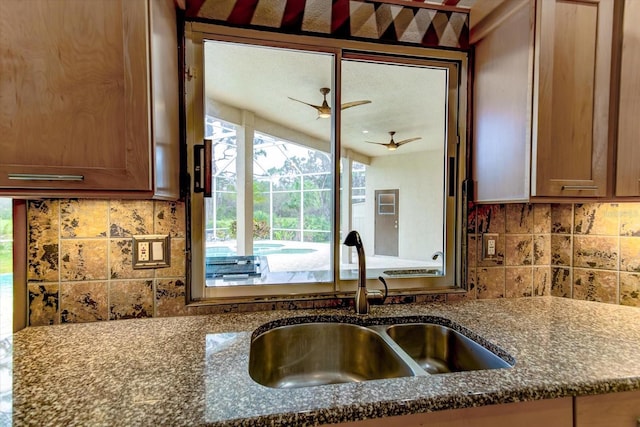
(132, 235, 170, 269)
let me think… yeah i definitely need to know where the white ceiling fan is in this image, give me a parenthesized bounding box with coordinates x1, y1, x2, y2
(288, 87, 371, 119)
(366, 131, 422, 151)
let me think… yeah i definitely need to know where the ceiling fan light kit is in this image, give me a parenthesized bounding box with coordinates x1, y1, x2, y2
(365, 131, 422, 151)
(288, 87, 371, 119)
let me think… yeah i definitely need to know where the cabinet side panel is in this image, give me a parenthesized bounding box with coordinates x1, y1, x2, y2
(616, 0, 640, 196)
(472, 2, 533, 202)
(150, 0, 180, 200)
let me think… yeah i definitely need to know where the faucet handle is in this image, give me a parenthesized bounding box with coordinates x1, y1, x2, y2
(368, 277, 389, 305)
(367, 289, 385, 305)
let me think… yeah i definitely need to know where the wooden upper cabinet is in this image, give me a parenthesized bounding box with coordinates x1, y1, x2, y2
(532, 0, 614, 198)
(0, 0, 179, 199)
(616, 0, 640, 196)
(471, 0, 619, 202)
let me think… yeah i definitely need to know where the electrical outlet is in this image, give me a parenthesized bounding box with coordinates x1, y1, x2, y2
(132, 235, 170, 269)
(138, 241, 150, 261)
(482, 233, 499, 260)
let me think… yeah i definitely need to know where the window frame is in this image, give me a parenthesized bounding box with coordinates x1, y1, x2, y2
(184, 23, 469, 304)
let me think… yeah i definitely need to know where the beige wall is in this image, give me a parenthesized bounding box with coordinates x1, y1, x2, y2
(364, 151, 444, 261)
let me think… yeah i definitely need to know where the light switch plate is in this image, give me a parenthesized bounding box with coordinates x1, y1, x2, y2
(482, 233, 499, 260)
(132, 235, 170, 269)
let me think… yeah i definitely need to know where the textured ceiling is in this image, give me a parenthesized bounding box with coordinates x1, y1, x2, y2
(203, 40, 448, 158)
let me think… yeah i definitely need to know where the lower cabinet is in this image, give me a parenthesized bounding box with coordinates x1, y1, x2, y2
(333, 397, 573, 427)
(575, 390, 640, 427)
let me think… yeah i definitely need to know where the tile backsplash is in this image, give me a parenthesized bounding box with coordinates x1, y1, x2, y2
(27, 199, 187, 326)
(26, 199, 640, 326)
(466, 202, 640, 308)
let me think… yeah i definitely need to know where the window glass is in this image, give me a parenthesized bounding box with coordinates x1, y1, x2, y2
(186, 30, 466, 301)
(198, 40, 334, 290)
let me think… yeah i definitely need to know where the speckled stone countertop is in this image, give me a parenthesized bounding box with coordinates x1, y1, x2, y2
(10, 297, 640, 426)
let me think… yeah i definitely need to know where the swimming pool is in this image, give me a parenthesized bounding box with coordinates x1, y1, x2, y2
(206, 243, 317, 257)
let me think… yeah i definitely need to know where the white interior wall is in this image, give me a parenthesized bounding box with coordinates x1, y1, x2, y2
(360, 150, 444, 261)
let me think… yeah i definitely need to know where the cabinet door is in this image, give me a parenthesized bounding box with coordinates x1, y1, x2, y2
(533, 0, 614, 197)
(0, 0, 151, 192)
(616, 0, 640, 196)
(334, 397, 573, 427)
(575, 390, 640, 427)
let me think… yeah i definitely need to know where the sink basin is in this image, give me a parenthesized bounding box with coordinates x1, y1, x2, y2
(249, 318, 513, 388)
(248, 322, 420, 388)
(385, 323, 512, 373)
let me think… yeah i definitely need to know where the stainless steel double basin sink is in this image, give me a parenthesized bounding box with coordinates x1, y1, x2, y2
(248, 316, 514, 389)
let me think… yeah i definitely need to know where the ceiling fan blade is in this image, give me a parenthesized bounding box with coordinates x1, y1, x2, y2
(396, 137, 421, 146)
(288, 97, 323, 111)
(365, 141, 388, 146)
(341, 100, 371, 110)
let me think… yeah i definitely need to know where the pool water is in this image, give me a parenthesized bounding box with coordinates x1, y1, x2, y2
(206, 243, 316, 257)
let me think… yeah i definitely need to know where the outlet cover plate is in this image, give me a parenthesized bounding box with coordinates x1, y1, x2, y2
(482, 233, 499, 260)
(132, 234, 170, 269)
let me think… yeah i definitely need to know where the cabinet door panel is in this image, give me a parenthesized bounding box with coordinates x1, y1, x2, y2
(575, 390, 640, 427)
(0, 0, 151, 191)
(616, 0, 640, 196)
(533, 0, 613, 197)
(334, 397, 573, 426)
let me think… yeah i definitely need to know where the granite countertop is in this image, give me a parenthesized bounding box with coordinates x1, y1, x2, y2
(10, 297, 640, 426)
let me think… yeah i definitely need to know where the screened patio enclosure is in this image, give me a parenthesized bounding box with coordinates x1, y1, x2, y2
(203, 116, 336, 283)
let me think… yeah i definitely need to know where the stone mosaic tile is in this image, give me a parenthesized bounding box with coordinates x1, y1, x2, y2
(465, 267, 476, 299)
(27, 200, 60, 282)
(533, 234, 550, 265)
(156, 279, 188, 317)
(109, 280, 154, 320)
(60, 199, 108, 238)
(476, 267, 504, 299)
(27, 283, 59, 326)
(476, 234, 504, 267)
(155, 201, 186, 238)
(551, 235, 572, 266)
(467, 202, 476, 234)
(60, 240, 108, 281)
(551, 267, 572, 298)
(533, 204, 551, 234)
(504, 235, 532, 266)
(620, 272, 640, 307)
(505, 267, 532, 298)
(109, 239, 154, 280)
(155, 238, 186, 278)
(573, 268, 618, 304)
(109, 200, 154, 238)
(620, 237, 640, 272)
(533, 266, 551, 296)
(573, 236, 618, 270)
(60, 282, 108, 323)
(467, 234, 477, 268)
(574, 203, 619, 236)
(551, 204, 573, 234)
(506, 203, 533, 234)
(476, 204, 505, 234)
(619, 202, 640, 236)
